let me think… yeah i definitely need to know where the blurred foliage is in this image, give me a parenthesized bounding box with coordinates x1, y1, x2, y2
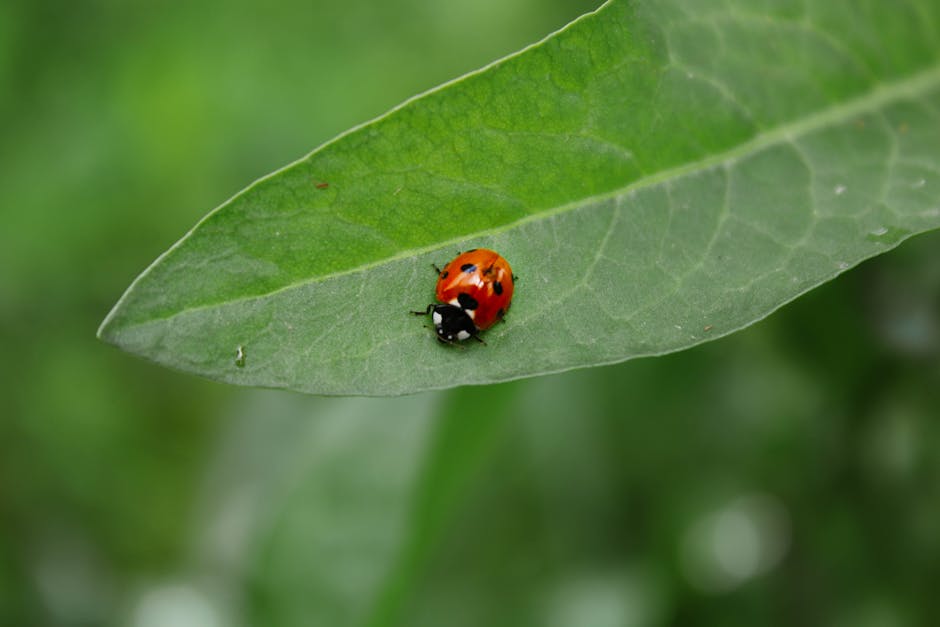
(1, 0, 938, 626)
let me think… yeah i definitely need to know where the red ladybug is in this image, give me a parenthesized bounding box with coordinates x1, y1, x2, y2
(412, 248, 515, 344)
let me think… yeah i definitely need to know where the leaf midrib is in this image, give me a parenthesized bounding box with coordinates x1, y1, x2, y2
(100, 63, 940, 335)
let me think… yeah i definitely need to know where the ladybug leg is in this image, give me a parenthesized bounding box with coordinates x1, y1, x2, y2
(436, 335, 466, 350)
(410, 304, 435, 316)
(471, 332, 487, 346)
(432, 263, 442, 275)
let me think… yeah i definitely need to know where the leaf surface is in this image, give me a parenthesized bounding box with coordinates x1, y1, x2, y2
(99, 0, 940, 395)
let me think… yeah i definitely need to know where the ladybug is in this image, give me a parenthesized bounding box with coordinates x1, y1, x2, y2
(412, 248, 515, 344)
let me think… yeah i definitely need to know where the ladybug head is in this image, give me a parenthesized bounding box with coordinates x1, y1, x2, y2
(431, 304, 477, 344)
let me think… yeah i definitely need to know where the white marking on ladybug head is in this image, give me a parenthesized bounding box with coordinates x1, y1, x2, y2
(456, 330, 471, 341)
(466, 309, 475, 320)
(432, 311, 442, 325)
(448, 298, 460, 306)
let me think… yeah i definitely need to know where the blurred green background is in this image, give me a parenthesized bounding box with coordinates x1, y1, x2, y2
(2, 0, 939, 625)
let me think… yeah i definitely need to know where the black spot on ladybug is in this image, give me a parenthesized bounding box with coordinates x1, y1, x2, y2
(440, 270, 449, 279)
(493, 280, 503, 295)
(461, 263, 477, 273)
(497, 308, 505, 319)
(457, 292, 479, 310)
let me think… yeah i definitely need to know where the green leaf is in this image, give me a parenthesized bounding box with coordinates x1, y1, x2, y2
(99, 0, 940, 395)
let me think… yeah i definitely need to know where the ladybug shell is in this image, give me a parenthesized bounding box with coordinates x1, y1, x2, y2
(436, 249, 514, 331)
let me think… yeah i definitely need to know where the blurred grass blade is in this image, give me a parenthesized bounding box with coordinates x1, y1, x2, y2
(98, 0, 940, 395)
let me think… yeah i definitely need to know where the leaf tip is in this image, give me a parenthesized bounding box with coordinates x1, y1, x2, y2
(95, 302, 123, 346)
